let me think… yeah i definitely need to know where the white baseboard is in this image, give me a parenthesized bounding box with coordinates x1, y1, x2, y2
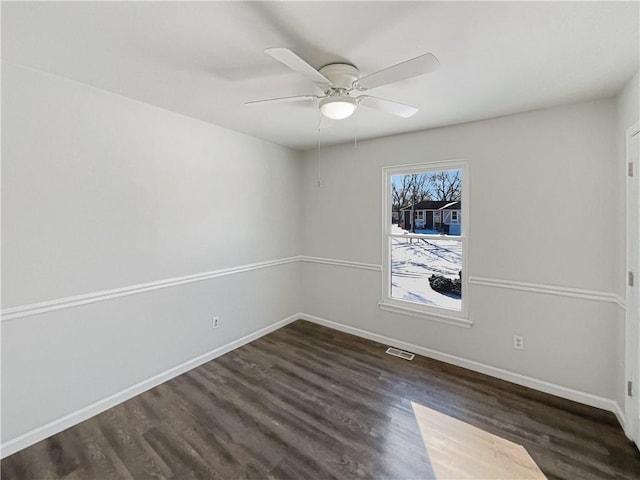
(614, 402, 628, 438)
(0, 313, 299, 459)
(3, 311, 628, 459)
(298, 312, 625, 429)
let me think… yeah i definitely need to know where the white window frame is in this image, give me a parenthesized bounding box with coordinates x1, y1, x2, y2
(451, 211, 459, 224)
(380, 160, 471, 328)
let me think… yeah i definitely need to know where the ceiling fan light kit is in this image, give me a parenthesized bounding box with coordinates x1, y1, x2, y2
(247, 48, 440, 121)
(319, 95, 357, 120)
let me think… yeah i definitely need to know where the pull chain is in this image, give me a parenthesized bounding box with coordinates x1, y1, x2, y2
(317, 116, 322, 188)
(353, 117, 359, 149)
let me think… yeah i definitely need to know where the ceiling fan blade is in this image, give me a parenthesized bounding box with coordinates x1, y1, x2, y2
(245, 94, 319, 106)
(265, 48, 331, 86)
(358, 95, 419, 118)
(357, 53, 440, 91)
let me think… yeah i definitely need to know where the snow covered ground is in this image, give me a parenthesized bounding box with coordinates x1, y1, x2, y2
(390, 225, 462, 311)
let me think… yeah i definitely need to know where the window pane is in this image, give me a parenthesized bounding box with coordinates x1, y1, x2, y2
(391, 170, 462, 235)
(391, 236, 462, 311)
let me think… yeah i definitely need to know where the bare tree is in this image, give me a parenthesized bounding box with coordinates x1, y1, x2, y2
(427, 170, 462, 202)
(392, 173, 432, 231)
(392, 174, 432, 210)
(391, 175, 412, 213)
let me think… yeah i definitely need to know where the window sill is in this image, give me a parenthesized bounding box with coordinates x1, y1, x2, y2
(378, 300, 473, 328)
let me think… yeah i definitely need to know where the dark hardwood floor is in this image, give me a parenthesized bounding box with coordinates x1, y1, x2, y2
(2, 320, 639, 479)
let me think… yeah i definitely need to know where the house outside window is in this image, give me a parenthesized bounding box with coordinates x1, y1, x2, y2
(382, 161, 470, 327)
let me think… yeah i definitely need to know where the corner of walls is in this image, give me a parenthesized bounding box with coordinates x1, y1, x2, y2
(616, 70, 639, 133)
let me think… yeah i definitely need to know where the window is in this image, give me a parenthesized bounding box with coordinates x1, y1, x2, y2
(381, 161, 470, 326)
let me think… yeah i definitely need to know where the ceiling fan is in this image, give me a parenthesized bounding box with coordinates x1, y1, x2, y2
(245, 48, 440, 120)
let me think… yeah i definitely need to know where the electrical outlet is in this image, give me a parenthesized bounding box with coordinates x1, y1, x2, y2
(212, 316, 220, 329)
(513, 335, 524, 350)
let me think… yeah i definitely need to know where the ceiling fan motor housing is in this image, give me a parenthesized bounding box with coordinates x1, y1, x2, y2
(319, 63, 359, 91)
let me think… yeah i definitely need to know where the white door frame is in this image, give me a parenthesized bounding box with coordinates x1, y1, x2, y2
(625, 120, 640, 446)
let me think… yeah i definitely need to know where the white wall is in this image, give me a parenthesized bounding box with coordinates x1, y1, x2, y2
(1, 62, 302, 448)
(301, 99, 621, 403)
(617, 70, 639, 153)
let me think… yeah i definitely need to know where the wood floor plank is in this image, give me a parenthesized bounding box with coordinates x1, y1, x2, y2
(95, 408, 173, 480)
(65, 423, 135, 480)
(2, 320, 639, 479)
(142, 422, 220, 480)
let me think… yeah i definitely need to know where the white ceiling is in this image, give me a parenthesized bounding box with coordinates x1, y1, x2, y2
(2, 1, 638, 151)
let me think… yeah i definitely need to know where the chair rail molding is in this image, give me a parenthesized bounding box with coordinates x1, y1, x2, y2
(468, 276, 624, 309)
(1, 257, 300, 322)
(3, 258, 624, 323)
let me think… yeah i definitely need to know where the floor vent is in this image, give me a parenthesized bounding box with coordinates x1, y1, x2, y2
(385, 347, 415, 361)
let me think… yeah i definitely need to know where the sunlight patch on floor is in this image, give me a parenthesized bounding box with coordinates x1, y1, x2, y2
(411, 402, 547, 479)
